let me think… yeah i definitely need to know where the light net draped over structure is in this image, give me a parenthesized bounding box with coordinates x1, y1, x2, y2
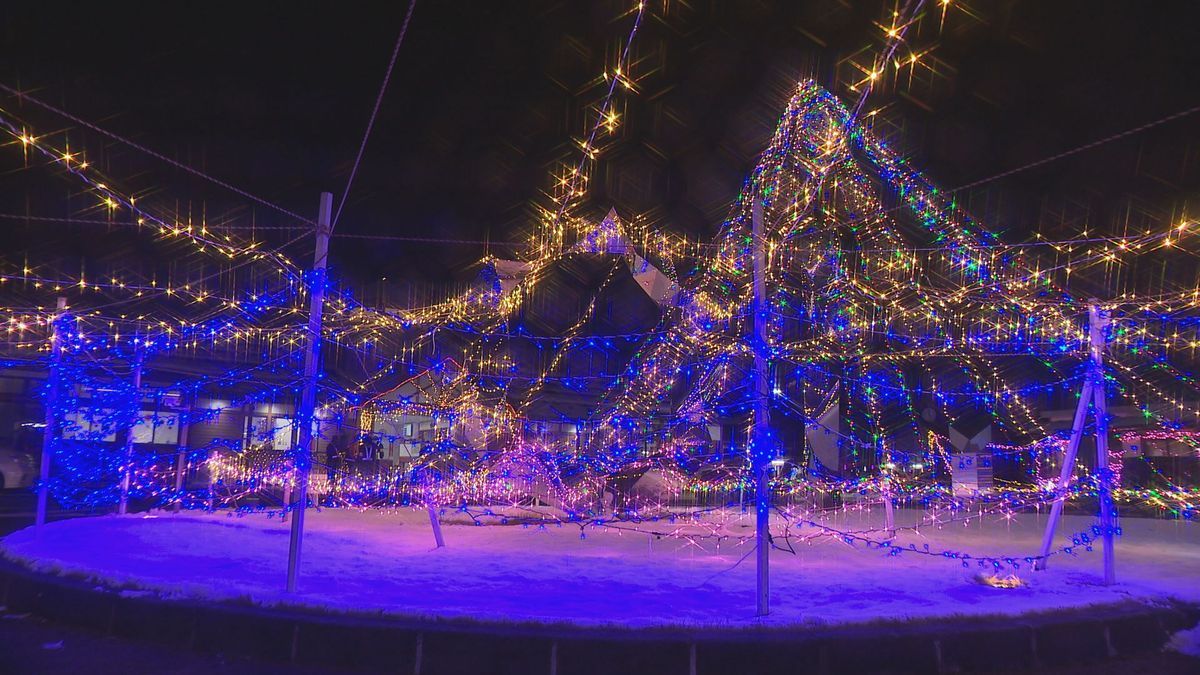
(0, 3, 1196, 585)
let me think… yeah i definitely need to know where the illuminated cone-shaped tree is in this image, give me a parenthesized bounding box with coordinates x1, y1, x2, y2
(571, 79, 1112, 503)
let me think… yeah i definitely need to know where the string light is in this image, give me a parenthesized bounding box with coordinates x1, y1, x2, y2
(0, 1, 1194, 583)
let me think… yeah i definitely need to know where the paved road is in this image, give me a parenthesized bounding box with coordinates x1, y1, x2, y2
(1, 491, 1197, 674)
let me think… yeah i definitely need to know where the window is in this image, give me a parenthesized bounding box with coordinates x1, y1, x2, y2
(246, 416, 294, 450)
(132, 411, 180, 445)
(62, 409, 118, 442)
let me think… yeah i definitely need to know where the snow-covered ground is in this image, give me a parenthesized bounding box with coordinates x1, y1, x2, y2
(1167, 623, 1200, 657)
(1, 507, 1197, 628)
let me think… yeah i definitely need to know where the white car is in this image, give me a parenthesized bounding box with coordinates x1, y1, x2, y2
(0, 447, 36, 489)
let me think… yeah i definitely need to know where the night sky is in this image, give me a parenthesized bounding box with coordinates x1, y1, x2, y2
(3, 1, 1199, 288)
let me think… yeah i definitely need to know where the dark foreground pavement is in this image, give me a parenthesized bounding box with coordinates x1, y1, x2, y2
(0, 612, 349, 675)
(1, 610, 1198, 675)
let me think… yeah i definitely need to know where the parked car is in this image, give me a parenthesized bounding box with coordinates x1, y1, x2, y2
(0, 445, 36, 489)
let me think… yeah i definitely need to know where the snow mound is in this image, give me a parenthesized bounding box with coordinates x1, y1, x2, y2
(2, 509, 1197, 629)
(1166, 623, 1200, 657)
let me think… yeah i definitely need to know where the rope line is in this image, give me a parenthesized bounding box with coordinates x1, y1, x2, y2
(951, 103, 1200, 194)
(332, 0, 418, 229)
(0, 82, 317, 225)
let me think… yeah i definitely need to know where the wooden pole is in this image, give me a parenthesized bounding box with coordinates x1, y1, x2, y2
(883, 446, 896, 535)
(1035, 301, 1111, 574)
(1093, 376, 1115, 584)
(35, 297, 67, 531)
(172, 393, 193, 513)
(1088, 303, 1115, 585)
(286, 192, 333, 593)
(1034, 381, 1092, 569)
(751, 198, 771, 616)
(281, 455, 291, 523)
(427, 505, 445, 548)
(281, 409, 293, 524)
(207, 449, 216, 512)
(118, 348, 145, 515)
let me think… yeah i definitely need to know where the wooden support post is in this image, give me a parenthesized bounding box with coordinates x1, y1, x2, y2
(282, 410, 293, 524)
(1033, 380, 1091, 570)
(35, 297, 67, 531)
(282, 478, 291, 523)
(1035, 301, 1113, 584)
(172, 393, 193, 513)
(286, 192, 333, 593)
(751, 198, 771, 616)
(118, 348, 145, 515)
(883, 452, 896, 536)
(427, 506, 445, 548)
(1093, 376, 1115, 585)
(207, 449, 216, 512)
(1088, 304, 1115, 585)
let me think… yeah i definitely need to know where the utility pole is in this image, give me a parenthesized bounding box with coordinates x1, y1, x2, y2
(1035, 301, 1114, 585)
(118, 347, 145, 515)
(751, 198, 772, 616)
(35, 297, 68, 531)
(287, 192, 333, 593)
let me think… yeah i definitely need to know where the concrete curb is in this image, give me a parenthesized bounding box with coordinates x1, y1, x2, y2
(1, 557, 1197, 674)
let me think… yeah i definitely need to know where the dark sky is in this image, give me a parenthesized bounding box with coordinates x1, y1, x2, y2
(2, 1, 1199, 288)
